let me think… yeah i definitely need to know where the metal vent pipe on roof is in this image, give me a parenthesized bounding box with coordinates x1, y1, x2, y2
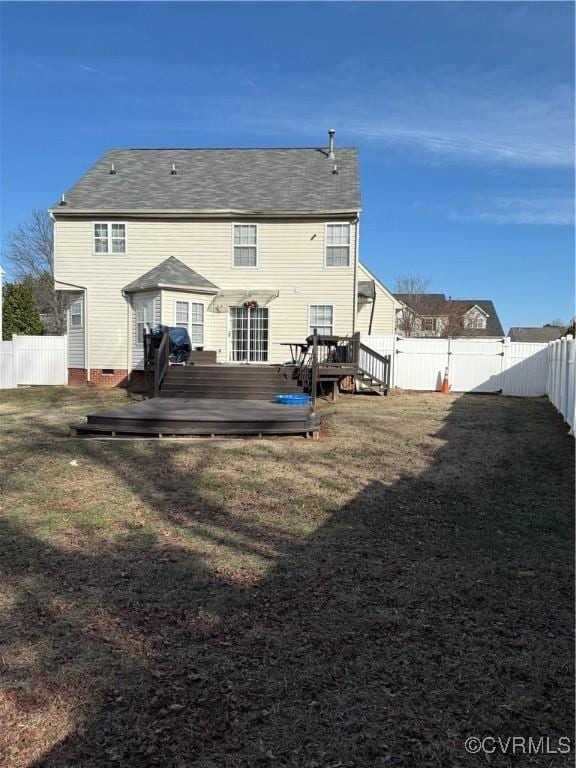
(328, 128, 335, 160)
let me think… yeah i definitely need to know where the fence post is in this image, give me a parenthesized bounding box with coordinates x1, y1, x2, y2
(565, 336, 574, 432)
(501, 336, 511, 394)
(310, 329, 318, 408)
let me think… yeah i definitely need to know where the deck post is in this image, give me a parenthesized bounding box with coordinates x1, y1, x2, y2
(352, 332, 361, 366)
(311, 329, 318, 407)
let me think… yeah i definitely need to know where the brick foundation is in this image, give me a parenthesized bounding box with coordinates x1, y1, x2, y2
(67, 368, 151, 390)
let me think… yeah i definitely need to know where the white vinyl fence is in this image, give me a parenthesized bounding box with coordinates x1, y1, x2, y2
(0, 335, 67, 389)
(362, 334, 575, 429)
(546, 336, 575, 430)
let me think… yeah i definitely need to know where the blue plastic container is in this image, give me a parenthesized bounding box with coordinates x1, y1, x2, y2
(274, 393, 311, 406)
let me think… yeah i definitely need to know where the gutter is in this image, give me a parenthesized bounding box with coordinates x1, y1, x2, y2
(51, 208, 363, 220)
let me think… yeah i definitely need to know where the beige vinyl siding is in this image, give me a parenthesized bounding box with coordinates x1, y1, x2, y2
(54, 218, 357, 367)
(67, 292, 85, 367)
(355, 263, 397, 336)
(161, 290, 214, 350)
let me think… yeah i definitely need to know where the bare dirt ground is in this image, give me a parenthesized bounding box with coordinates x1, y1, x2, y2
(0, 387, 573, 767)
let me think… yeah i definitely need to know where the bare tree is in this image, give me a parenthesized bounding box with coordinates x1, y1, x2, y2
(4, 209, 66, 334)
(395, 275, 431, 337)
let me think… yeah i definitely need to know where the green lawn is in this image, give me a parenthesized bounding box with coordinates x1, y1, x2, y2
(0, 386, 573, 767)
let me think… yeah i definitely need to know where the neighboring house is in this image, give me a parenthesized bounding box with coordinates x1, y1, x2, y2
(0, 266, 4, 341)
(508, 325, 565, 343)
(394, 293, 504, 338)
(51, 132, 398, 386)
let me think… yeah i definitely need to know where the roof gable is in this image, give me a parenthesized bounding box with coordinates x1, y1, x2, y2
(123, 257, 220, 294)
(52, 147, 360, 215)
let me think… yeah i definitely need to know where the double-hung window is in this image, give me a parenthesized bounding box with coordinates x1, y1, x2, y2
(309, 305, 334, 336)
(70, 299, 83, 328)
(326, 223, 350, 267)
(422, 317, 438, 333)
(233, 224, 257, 267)
(93, 223, 126, 254)
(175, 300, 204, 346)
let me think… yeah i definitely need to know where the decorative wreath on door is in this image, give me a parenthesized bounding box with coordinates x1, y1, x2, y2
(243, 300, 258, 309)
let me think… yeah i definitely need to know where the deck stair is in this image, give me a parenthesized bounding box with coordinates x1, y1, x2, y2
(160, 365, 303, 400)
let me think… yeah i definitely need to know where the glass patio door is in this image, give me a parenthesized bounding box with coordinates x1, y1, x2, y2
(229, 306, 269, 362)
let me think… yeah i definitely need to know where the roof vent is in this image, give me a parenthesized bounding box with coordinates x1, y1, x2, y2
(170, 163, 177, 175)
(59, 194, 67, 206)
(332, 163, 339, 175)
(328, 128, 336, 160)
(109, 163, 116, 175)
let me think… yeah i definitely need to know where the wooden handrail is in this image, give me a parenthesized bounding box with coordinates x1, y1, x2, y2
(359, 342, 389, 365)
(310, 329, 318, 407)
(153, 332, 170, 397)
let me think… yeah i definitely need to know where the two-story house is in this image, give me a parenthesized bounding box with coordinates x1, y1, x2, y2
(51, 133, 399, 386)
(395, 293, 504, 338)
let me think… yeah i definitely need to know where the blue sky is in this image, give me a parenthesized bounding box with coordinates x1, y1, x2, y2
(1, 1, 574, 331)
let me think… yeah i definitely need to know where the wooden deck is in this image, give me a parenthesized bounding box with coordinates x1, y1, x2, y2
(71, 398, 319, 438)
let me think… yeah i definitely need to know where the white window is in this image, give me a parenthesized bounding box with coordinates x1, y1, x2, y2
(93, 223, 126, 254)
(466, 316, 486, 330)
(175, 300, 189, 328)
(233, 224, 257, 267)
(309, 305, 334, 336)
(422, 317, 438, 333)
(175, 300, 204, 346)
(70, 299, 83, 328)
(326, 223, 351, 267)
(135, 300, 153, 344)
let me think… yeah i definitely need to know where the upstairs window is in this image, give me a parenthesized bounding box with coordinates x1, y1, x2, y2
(233, 224, 258, 267)
(326, 223, 351, 267)
(466, 316, 486, 330)
(309, 304, 334, 336)
(422, 317, 438, 333)
(70, 299, 83, 328)
(94, 222, 126, 253)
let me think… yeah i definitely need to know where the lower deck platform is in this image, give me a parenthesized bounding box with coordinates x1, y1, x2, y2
(71, 398, 319, 438)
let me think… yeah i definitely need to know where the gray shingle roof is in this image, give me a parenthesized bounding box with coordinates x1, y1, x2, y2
(53, 148, 360, 214)
(508, 326, 564, 343)
(123, 257, 219, 294)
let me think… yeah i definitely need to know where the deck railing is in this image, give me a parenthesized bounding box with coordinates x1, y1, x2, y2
(302, 330, 391, 404)
(144, 332, 170, 397)
(153, 333, 170, 397)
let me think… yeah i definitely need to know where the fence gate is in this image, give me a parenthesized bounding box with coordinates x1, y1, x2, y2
(448, 339, 505, 393)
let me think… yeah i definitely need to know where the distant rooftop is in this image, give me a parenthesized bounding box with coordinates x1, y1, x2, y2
(508, 325, 565, 343)
(51, 144, 360, 214)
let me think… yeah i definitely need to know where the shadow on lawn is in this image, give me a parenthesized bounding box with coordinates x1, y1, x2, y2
(0, 396, 574, 768)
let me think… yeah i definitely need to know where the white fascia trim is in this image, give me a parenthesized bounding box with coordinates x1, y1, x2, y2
(51, 208, 362, 219)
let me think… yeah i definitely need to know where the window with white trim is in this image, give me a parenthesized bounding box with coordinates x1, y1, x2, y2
(175, 300, 204, 346)
(466, 316, 486, 330)
(233, 224, 257, 267)
(135, 301, 152, 344)
(70, 299, 83, 328)
(309, 305, 334, 336)
(326, 223, 350, 267)
(421, 317, 438, 333)
(93, 223, 126, 253)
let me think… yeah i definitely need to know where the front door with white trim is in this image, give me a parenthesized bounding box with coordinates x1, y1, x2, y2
(229, 306, 269, 362)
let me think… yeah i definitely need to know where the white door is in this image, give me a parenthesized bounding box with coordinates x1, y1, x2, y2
(133, 296, 154, 369)
(229, 306, 269, 362)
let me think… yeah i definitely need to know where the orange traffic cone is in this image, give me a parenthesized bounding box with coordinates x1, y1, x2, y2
(440, 367, 450, 394)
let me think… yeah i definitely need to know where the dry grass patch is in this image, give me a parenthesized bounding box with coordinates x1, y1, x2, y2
(0, 387, 573, 767)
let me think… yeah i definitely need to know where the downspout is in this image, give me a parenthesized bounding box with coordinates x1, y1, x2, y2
(352, 213, 360, 334)
(368, 284, 376, 335)
(54, 278, 90, 382)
